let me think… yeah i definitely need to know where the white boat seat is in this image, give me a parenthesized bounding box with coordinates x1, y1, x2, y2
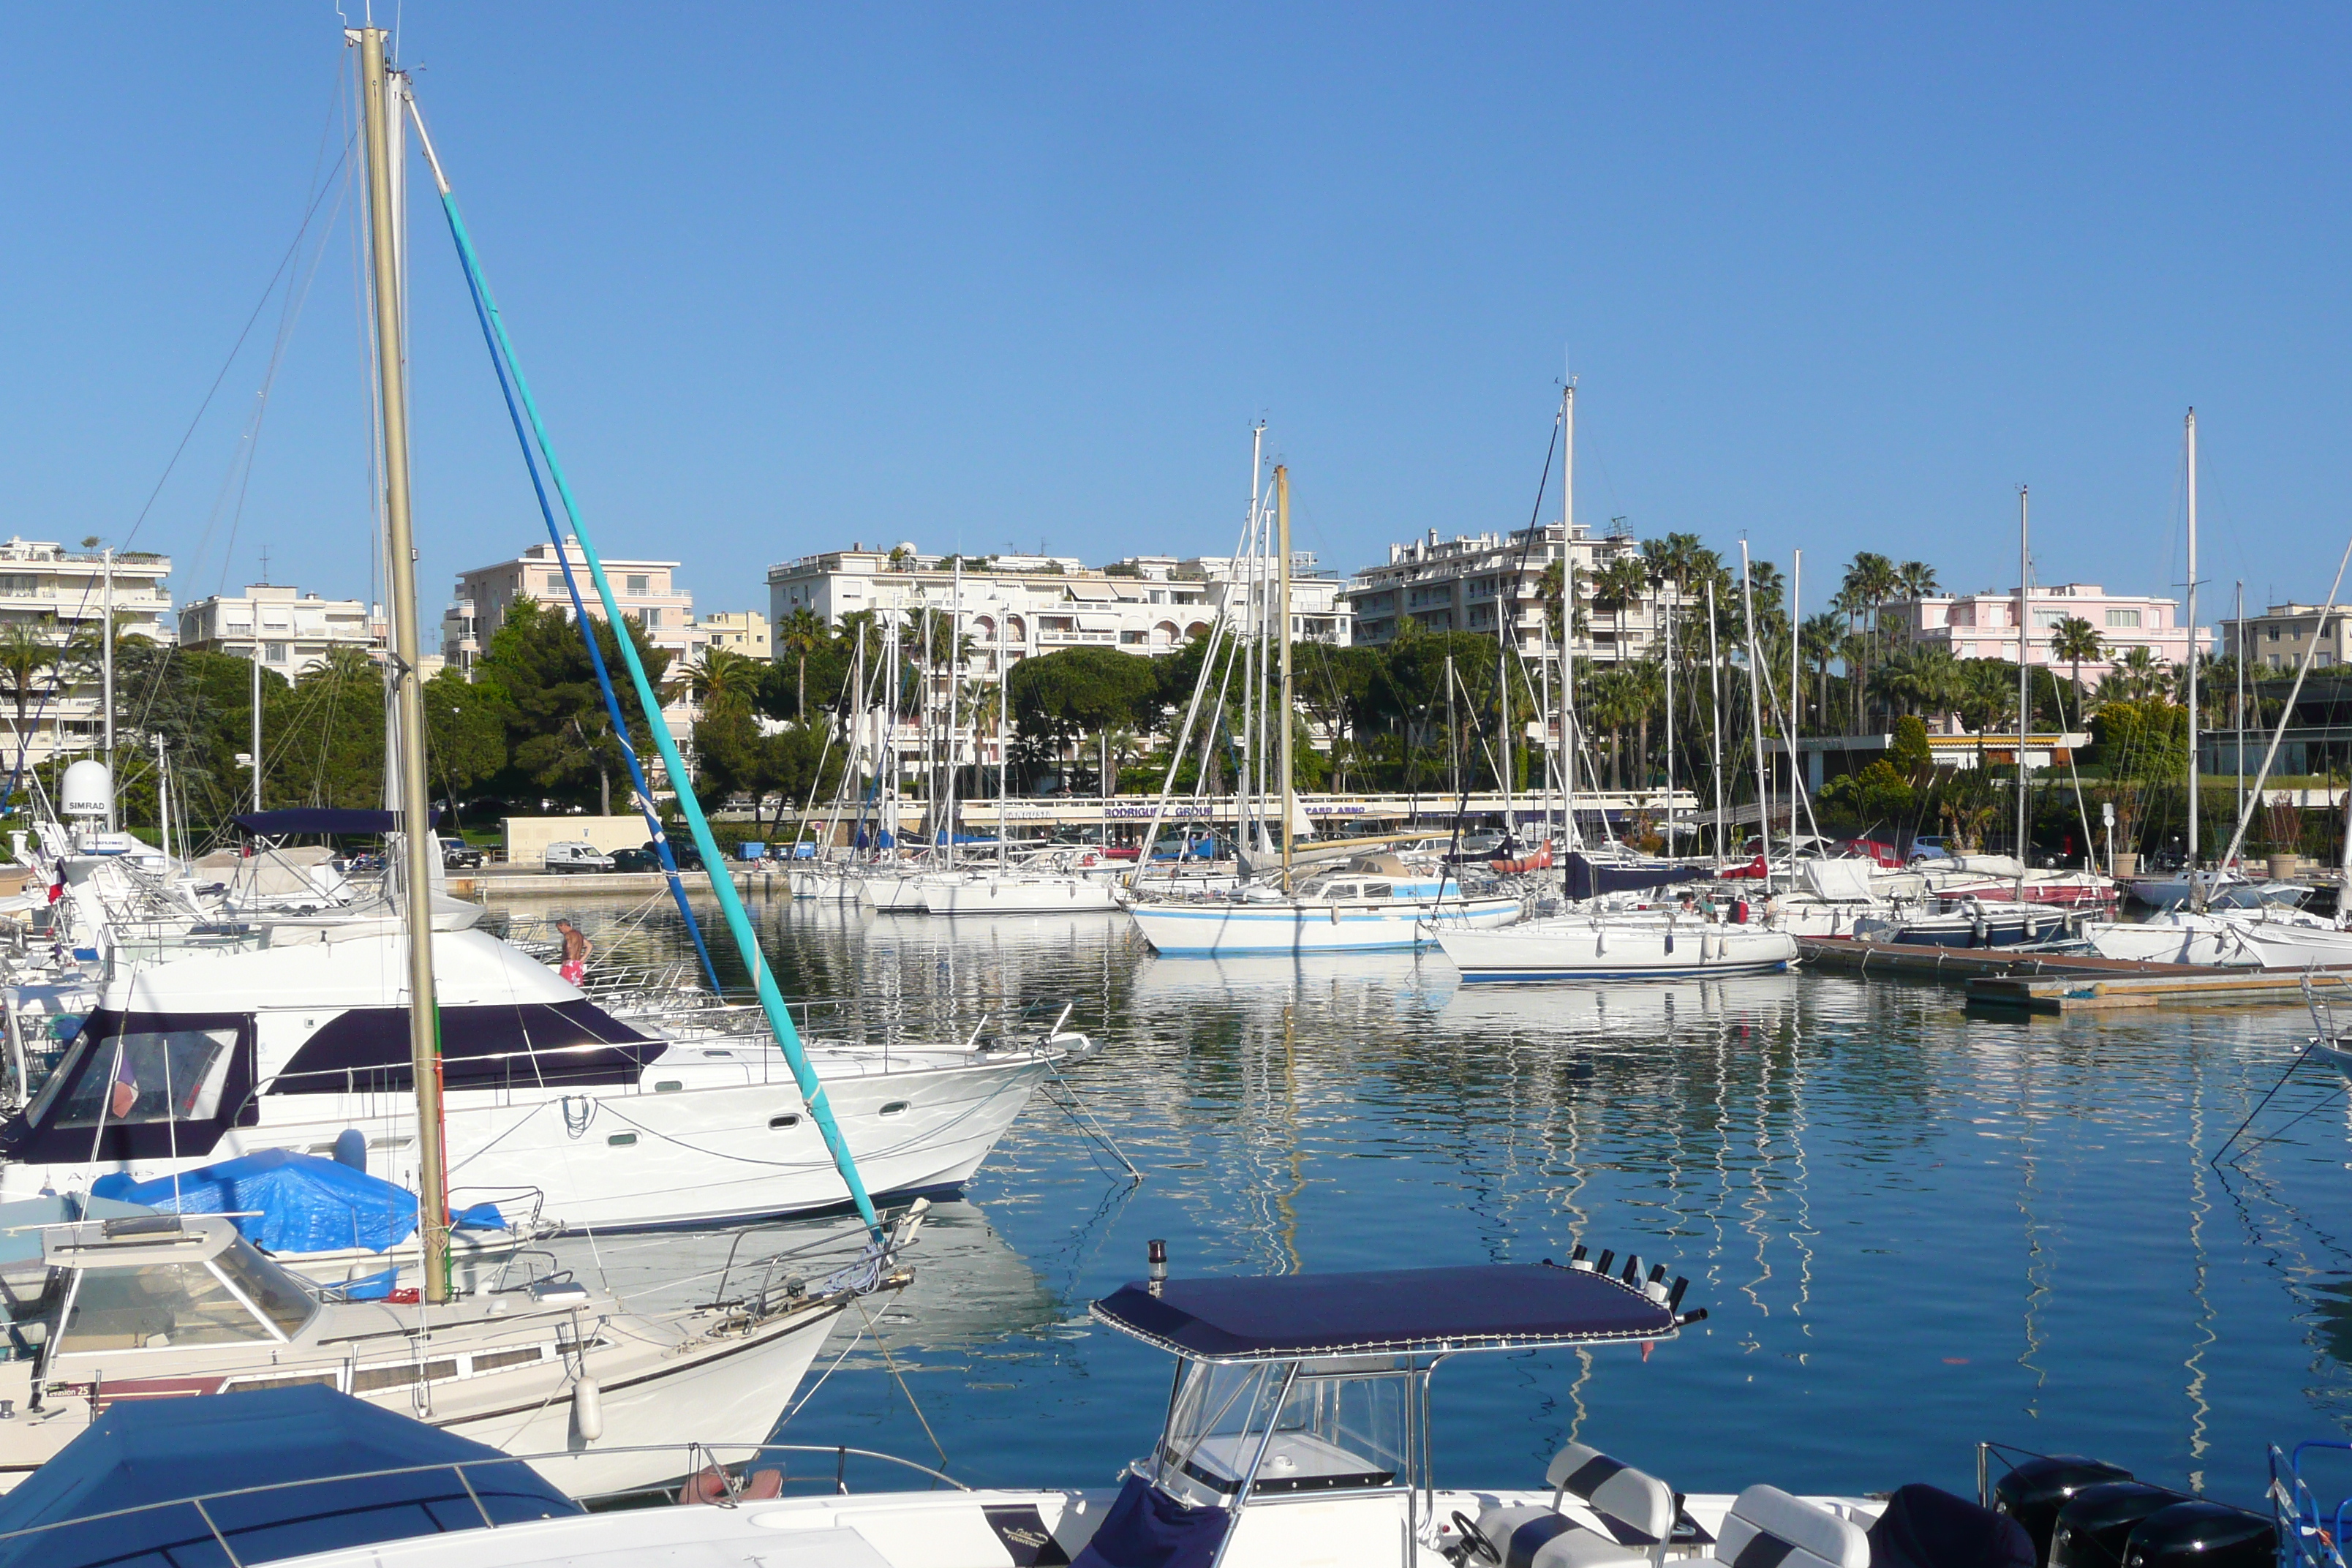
(1685, 1485, 1869, 1568)
(1475, 1441, 1674, 1567)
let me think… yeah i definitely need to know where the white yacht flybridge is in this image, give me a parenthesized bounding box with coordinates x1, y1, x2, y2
(0, 927, 1084, 1230)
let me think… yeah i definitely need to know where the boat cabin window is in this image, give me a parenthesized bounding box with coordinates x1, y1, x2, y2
(50, 1027, 238, 1128)
(209, 1236, 318, 1338)
(1361, 883, 1393, 900)
(57, 1245, 310, 1353)
(1153, 1357, 1412, 1505)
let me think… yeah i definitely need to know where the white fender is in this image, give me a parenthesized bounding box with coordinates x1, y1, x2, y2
(572, 1376, 604, 1441)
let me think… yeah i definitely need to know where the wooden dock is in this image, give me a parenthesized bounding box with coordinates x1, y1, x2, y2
(1798, 936, 2352, 1012)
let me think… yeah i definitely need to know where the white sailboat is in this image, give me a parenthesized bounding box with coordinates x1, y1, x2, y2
(1123, 459, 1520, 954)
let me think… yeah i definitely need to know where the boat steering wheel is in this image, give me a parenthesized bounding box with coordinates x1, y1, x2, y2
(1450, 1510, 1501, 1565)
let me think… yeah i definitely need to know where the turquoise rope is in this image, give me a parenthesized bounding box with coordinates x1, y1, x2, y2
(432, 190, 883, 1240)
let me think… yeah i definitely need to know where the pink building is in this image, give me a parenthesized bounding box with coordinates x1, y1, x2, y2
(1881, 583, 2207, 684)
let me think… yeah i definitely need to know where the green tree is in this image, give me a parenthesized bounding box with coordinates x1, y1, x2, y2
(1007, 647, 1161, 751)
(2049, 616, 2103, 725)
(478, 598, 674, 813)
(424, 668, 508, 826)
(0, 624, 58, 761)
(774, 608, 829, 719)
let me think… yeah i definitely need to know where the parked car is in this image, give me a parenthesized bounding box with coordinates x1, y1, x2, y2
(1908, 834, 1953, 863)
(608, 847, 660, 872)
(543, 841, 615, 874)
(439, 837, 484, 870)
(651, 840, 704, 871)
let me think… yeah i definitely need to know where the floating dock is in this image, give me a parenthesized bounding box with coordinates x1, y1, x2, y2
(1797, 936, 2352, 1012)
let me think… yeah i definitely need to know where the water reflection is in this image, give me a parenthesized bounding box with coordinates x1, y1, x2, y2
(495, 892, 2352, 1507)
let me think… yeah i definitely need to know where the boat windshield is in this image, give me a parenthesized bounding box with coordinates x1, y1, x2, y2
(45, 1025, 239, 1130)
(1153, 1357, 1412, 1504)
(56, 1237, 314, 1353)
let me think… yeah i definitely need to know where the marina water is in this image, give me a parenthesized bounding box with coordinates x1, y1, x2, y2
(556, 892, 2351, 1509)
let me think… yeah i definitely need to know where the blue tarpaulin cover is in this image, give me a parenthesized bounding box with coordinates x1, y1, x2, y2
(0, 1384, 579, 1568)
(1093, 1264, 1677, 1361)
(91, 1150, 502, 1256)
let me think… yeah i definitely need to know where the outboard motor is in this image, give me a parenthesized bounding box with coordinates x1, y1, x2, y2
(1992, 1456, 2134, 1561)
(2118, 1501, 2272, 1567)
(2048, 1482, 2190, 1568)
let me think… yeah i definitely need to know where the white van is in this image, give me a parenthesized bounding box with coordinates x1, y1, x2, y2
(543, 840, 614, 874)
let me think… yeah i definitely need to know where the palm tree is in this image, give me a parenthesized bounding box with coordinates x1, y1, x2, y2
(1839, 552, 1900, 729)
(1591, 556, 1650, 659)
(1800, 612, 1844, 731)
(1895, 560, 1942, 600)
(775, 608, 828, 718)
(0, 624, 56, 758)
(676, 645, 760, 713)
(2048, 616, 2102, 726)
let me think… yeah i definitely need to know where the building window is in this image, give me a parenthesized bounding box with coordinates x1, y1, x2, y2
(545, 573, 567, 591)
(0, 576, 35, 598)
(265, 642, 289, 663)
(625, 574, 650, 597)
(643, 608, 660, 629)
(2105, 608, 2141, 629)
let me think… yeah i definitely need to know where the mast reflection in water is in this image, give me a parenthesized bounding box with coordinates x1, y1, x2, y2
(549, 892, 2352, 1507)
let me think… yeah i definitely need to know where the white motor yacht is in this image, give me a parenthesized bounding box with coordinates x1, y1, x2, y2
(0, 929, 1086, 1231)
(1438, 908, 1798, 981)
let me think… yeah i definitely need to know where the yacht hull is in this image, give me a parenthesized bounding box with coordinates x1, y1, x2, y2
(921, 875, 1122, 914)
(0, 1049, 1063, 1232)
(1438, 921, 1798, 981)
(1126, 895, 1522, 955)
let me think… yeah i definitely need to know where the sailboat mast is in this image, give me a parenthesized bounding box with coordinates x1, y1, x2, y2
(2185, 409, 2200, 867)
(102, 549, 114, 831)
(1739, 541, 1769, 873)
(1277, 465, 1294, 889)
(2234, 579, 2245, 837)
(250, 647, 263, 810)
(1708, 580, 1723, 859)
(1788, 549, 1801, 823)
(357, 25, 450, 1305)
(2016, 487, 2031, 875)
(1560, 382, 1575, 853)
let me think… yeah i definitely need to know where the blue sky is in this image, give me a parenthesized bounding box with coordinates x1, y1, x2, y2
(6, 6, 2350, 638)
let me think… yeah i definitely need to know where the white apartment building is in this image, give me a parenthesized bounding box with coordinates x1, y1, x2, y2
(0, 539, 173, 766)
(765, 543, 1348, 771)
(178, 584, 380, 676)
(1341, 524, 1670, 660)
(2223, 603, 2351, 672)
(1880, 583, 2206, 682)
(444, 538, 700, 742)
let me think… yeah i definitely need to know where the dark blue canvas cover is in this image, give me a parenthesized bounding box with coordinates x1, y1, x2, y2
(91, 1150, 502, 1256)
(1564, 853, 1710, 902)
(1068, 1473, 1230, 1568)
(231, 808, 437, 837)
(1866, 1483, 2034, 1568)
(0, 1383, 577, 1568)
(1094, 1264, 1676, 1360)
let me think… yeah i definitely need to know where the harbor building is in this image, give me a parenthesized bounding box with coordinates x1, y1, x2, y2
(1339, 523, 1674, 662)
(695, 609, 770, 659)
(178, 584, 380, 676)
(1876, 583, 2205, 682)
(765, 543, 1347, 773)
(2221, 602, 2351, 673)
(442, 538, 699, 739)
(0, 539, 174, 766)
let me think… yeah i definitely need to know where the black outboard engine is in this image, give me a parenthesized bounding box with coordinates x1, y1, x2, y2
(1992, 1456, 2135, 1561)
(2048, 1482, 2191, 1568)
(2119, 1501, 2272, 1567)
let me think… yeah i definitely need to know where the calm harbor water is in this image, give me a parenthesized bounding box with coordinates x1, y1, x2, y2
(535, 892, 2352, 1509)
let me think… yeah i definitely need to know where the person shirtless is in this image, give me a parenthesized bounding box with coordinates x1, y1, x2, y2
(556, 919, 592, 985)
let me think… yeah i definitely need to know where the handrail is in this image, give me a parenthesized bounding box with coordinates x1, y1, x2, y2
(0, 1441, 969, 1555)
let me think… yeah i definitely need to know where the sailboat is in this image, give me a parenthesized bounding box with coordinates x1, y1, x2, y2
(1122, 460, 1520, 954)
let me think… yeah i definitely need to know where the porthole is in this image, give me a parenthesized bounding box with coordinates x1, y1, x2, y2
(769, 1114, 801, 1130)
(654, 1080, 684, 1093)
(607, 1132, 638, 1147)
(880, 1101, 911, 1117)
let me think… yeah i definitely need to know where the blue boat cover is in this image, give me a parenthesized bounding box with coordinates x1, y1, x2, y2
(1070, 1473, 1230, 1568)
(0, 1384, 578, 1568)
(1093, 1264, 1678, 1361)
(91, 1150, 503, 1256)
(230, 807, 438, 837)
(1564, 853, 1711, 902)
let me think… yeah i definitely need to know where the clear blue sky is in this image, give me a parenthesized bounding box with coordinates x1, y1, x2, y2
(7, 6, 2350, 639)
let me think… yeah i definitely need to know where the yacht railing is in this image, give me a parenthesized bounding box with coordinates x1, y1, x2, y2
(0, 1441, 969, 1560)
(2272, 1441, 2352, 1567)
